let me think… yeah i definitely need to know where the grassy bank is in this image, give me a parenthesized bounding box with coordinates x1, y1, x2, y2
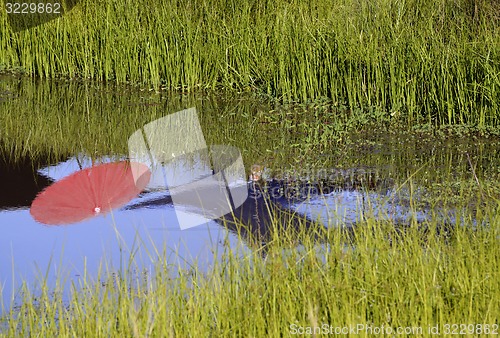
(1, 0, 499, 127)
(1, 213, 499, 336)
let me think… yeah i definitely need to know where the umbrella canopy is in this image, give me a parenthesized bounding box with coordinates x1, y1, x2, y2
(30, 161, 151, 225)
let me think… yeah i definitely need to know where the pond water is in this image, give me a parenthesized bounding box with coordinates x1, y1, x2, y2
(0, 75, 499, 314)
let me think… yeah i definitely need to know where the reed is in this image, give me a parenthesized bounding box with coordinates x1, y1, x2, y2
(1, 203, 499, 336)
(1, 0, 499, 127)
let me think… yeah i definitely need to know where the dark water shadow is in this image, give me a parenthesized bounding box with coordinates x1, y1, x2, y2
(0, 151, 67, 210)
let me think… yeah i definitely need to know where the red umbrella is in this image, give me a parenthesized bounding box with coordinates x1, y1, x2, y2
(30, 161, 151, 225)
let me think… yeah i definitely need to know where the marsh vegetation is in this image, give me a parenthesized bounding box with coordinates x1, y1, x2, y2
(1, 0, 499, 127)
(1, 0, 499, 336)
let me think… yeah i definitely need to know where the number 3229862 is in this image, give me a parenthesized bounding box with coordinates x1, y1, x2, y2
(5, 3, 61, 14)
(443, 324, 498, 335)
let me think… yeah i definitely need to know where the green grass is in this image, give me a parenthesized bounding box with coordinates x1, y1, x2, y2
(1, 0, 499, 127)
(1, 206, 499, 337)
(1, 7, 499, 333)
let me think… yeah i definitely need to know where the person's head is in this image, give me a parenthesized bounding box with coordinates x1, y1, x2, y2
(249, 164, 263, 182)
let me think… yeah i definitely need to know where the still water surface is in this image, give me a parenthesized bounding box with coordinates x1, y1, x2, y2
(0, 76, 498, 313)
